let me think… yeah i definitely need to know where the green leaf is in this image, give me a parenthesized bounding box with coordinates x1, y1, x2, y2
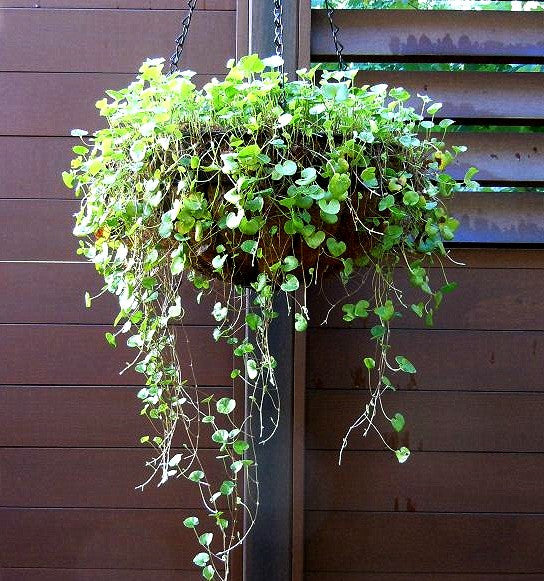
(189, 470, 205, 482)
(202, 565, 215, 580)
(239, 217, 262, 235)
(275, 160, 297, 176)
(328, 173, 350, 199)
(262, 55, 284, 68)
(220, 480, 235, 496)
(402, 190, 419, 206)
(326, 237, 346, 258)
(391, 412, 405, 433)
(294, 313, 308, 332)
(427, 102, 443, 115)
(354, 300, 369, 317)
(361, 167, 378, 188)
(62, 171, 74, 189)
(171, 256, 184, 276)
(283, 255, 299, 272)
(370, 325, 385, 339)
(277, 113, 293, 128)
(378, 194, 395, 211)
(241, 239, 258, 254)
(296, 167, 317, 186)
(216, 397, 236, 415)
(183, 516, 199, 529)
(70, 129, 88, 137)
(226, 209, 244, 229)
(281, 274, 300, 292)
(193, 553, 209, 567)
(441, 282, 458, 294)
(246, 359, 258, 380)
(245, 312, 262, 331)
(130, 139, 147, 162)
(464, 166, 479, 188)
(411, 303, 424, 318)
(84, 292, 92, 308)
(211, 429, 229, 444)
(395, 446, 411, 464)
(212, 254, 226, 270)
(309, 103, 326, 115)
(233, 440, 249, 455)
(395, 355, 416, 374)
(199, 532, 213, 547)
(105, 332, 116, 348)
(374, 300, 395, 322)
(318, 198, 340, 215)
(304, 230, 326, 249)
(364, 357, 375, 370)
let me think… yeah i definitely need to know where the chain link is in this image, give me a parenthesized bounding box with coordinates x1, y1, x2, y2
(273, 0, 286, 106)
(169, 0, 199, 75)
(323, 0, 346, 71)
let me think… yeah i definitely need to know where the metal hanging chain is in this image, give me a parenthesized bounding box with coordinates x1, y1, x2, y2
(169, 0, 199, 74)
(273, 0, 286, 101)
(323, 0, 346, 71)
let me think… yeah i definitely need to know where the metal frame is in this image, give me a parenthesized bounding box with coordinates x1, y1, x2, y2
(235, 2, 310, 579)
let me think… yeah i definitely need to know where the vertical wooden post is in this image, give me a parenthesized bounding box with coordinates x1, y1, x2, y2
(235, 2, 310, 580)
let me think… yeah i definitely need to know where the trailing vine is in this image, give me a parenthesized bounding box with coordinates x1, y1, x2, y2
(65, 55, 473, 579)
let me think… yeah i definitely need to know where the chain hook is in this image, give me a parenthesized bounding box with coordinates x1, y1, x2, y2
(170, 0, 199, 75)
(323, 0, 347, 71)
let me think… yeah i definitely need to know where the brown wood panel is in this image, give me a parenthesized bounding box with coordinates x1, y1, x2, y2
(2, 135, 541, 202)
(0, 0, 235, 7)
(3, 195, 542, 263)
(308, 265, 544, 332)
(1, 570, 199, 581)
(0, 0, 236, 7)
(305, 512, 544, 573)
(306, 391, 544, 452)
(305, 574, 544, 581)
(0, 9, 235, 73)
(444, 249, 544, 270)
(0, 448, 228, 508)
(312, 9, 544, 62)
(355, 71, 544, 122)
(307, 329, 544, 391)
(447, 133, 544, 185)
(0, 386, 230, 447)
(305, 451, 544, 513)
(448, 191, 544, 244)
(0, 263, 221, 325)
(0, 137, 74, 199)
(0, 72, 216, 136)
(0, 199, 80, 260)
(0, 508, 211, 569)
(0, 325, 232, 385)
(1, 72, 128, 136)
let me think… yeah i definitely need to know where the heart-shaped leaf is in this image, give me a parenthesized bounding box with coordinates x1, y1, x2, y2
(304, 230, 326, 249)
(318, 198, 340, 215)
(326, 237, 346, 257)
(395, 355, 416, 374)
(216, 397, 236, 415)
(281, 274, 300, 292)
(295, 313, 308, 332)
(395, 447, 411, 464)
(391, 412, 405, 432)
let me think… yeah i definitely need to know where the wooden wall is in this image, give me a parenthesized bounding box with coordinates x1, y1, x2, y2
(304, 7, 544, 581)
(0, 3, 237, 580)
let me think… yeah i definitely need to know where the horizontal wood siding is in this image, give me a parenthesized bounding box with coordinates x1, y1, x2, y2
(1, 3, 237, 579)
(309, 15, 544, 578)
(304, 250, 544, 577)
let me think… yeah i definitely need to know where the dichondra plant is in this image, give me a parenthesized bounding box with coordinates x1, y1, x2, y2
(65, 54, 471, 579)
